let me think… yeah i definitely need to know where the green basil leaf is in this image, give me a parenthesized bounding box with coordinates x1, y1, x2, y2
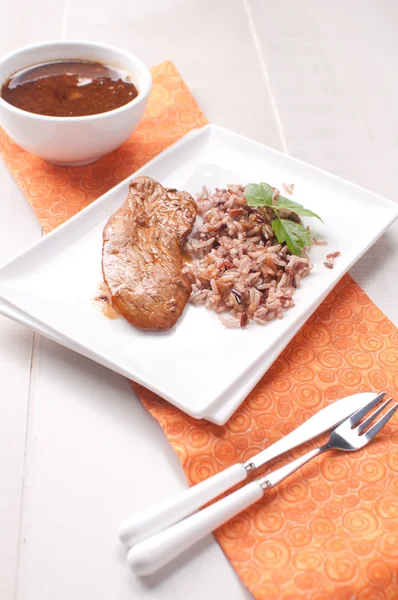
(276, 195, 324, 223)
(244, 182, 274, 206)
(272, 217, 312, 256)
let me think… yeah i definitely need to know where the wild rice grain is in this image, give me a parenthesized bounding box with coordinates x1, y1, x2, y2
(240, 311, 249, 328)
(326, 251, 341, 260)
(185, 184, 313, 327)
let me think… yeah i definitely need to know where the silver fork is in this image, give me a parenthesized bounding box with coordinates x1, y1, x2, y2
(127, 394, 397, 576)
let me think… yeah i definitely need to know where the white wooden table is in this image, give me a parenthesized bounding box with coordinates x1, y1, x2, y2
(1, 2, 397, 599)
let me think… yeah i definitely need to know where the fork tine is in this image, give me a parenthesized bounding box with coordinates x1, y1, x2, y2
(357, 398, 393, 433)
(350, 392, 386, 426)
(363, 403, 398, 441)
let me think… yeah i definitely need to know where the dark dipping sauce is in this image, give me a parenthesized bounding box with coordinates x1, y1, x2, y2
(1, 60, 139, 117)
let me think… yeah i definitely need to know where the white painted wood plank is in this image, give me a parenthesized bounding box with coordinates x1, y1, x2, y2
(17, 340, 251, 600)
(64, 0, 282, 148)
(247, 0, 398, 323)
(0, 166, 41, 600)
(0, 0, 66, 56)
(0, 4, 66, 598)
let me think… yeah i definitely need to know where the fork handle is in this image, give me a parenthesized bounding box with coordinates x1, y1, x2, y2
(119, 463, 248, 547)
(127, 447, 330, 576)
(127, 481, 264, 576)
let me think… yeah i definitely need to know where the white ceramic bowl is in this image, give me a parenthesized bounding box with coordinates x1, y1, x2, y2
(0, 41, 152, 166)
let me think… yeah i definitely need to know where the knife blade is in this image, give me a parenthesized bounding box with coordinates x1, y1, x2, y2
(244, 391, 384, 470)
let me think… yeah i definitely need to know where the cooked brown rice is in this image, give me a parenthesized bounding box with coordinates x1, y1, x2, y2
(183, 185, 313, 328)
(323, 250, 340, 270)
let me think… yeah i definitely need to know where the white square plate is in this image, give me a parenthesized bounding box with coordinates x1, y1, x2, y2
(0, 125, 397, 424)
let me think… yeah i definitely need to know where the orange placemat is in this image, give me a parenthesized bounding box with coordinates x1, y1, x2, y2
(136, 278, 398, 600)
(1, 61, 397, 600)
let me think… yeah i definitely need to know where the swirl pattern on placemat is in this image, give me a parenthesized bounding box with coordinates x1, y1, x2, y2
(1, 61, 397, 600)
(134, 275, 398, 600)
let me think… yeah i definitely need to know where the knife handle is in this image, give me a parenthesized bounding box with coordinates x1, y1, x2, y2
(127, 481, 264, 576)
(119, 463, 248, 547)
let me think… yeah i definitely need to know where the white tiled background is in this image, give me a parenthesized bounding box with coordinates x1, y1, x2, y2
(0, 2, 397, 599)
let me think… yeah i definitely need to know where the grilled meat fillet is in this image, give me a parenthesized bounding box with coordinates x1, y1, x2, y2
(102, 176, 197, 330)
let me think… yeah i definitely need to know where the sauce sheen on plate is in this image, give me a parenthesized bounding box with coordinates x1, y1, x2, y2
(93, 282, 120, 320)
(1, 60, 139, 117)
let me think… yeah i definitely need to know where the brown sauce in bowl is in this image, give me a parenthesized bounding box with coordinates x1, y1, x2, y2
(1, 60, 138, 117)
